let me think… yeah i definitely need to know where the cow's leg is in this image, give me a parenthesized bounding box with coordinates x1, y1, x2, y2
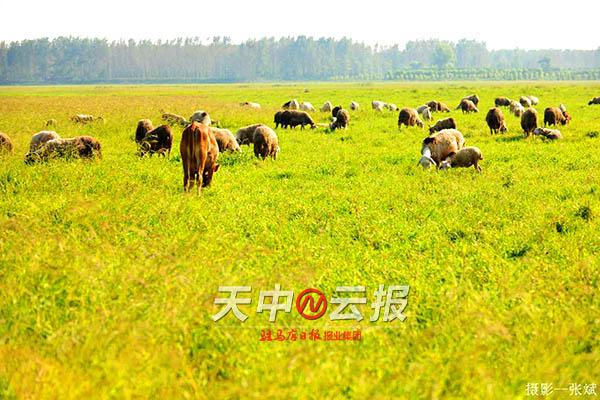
(183, 167, 189, 192)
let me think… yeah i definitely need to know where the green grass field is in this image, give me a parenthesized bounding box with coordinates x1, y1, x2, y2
(0, 82, 598, 399)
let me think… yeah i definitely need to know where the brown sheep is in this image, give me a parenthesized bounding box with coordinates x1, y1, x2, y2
(135, 119, 154, 143)
(180, 122, 219, 193)
(139, 125, 173, 157)
(458, 99, 479, 113)
(437, 102, 451, 112)
(211, 127, 241, 152)
(544, 107, 571, 126)
(253, 125, 279, 160)
(28, 131, 61, 153)
(330, 109, 350, 130)
(495, 97, 512, 107)
(0, 132, 13, 153)
(429, 117, 457, 134)
(30, 136, 102, 162)
(321, 101, 333, 112)
(45, 119, 58, 127)
(398, 108, 424, 129)
(236, 124, 262, 145)
(519, 96, 532, 108)
(162, 112, 188, 126)
(510, 101, 525, 117)
(461, 94, 480, 106)
(442, 147, 483, 172)
(485, 108, 508, 134)
(419, 129, 465, 169)
(286, 110, 315, 129)
(521, 108, 538, 136)
(274, 111, 285, 128)
(588, 97, 600, 106)
(331, 106, 342, 119)
(282, 99, 299, 110)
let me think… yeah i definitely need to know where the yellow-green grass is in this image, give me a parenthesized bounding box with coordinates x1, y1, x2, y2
(0, 82, 598, 399)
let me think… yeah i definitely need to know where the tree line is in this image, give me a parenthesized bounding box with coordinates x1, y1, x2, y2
(1, 36, 600, 84)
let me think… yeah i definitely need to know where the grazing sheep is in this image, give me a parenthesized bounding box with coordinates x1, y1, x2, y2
(398, 108, 424, 129)
(510, 101, 525, 117)
(330, 109, 350, 130)
(426, 100, 451, 112)
(331, 106, 342, 119)
(372, 100, 385, 111)
(420, 107, 433, 122)
(429, 117, 457, 134)
(139, 125, 173, 157)
(30, 136, 102, 162)
(241, 101, 261, 109)
(253, 125, 279, 160)
(485, 107, 508, 134)
(495, 97, 512, 107)
(544, 107, 571, 126)
(519, 96, 532, 108)
(588, 97, 600, 105)
(438, 102, 451, 112)
(210, 127, 241, 153)
(442, 147, 483, 172)
(350, 101, 360, 110)
(287, 110, 316, 129)
(521, 108, 538, 136)
(528, 96, 539, 105)
(189, 110, 211, 126)
(321, 101, 333, 112)
(235, 124, 262, 145)
(28, 130, 61, 153)
(135, 119, 154, 143)
(282, 99, 299, 110)
(419, 129, 465, 169)
(416, 105, 429, 114)
(0, 132, 13, 153)
(300, 102, 316, 112)
(162, 112, 188, 126)
(274, 111, 285, 128)
(458, 99, 479, 113)
(71, 114, 103, 124)
(385, 103, 399, 111)
(461, 94, 480, 106)
(534, 127, 562, 140)
(180, 122, 220, 193)
(45, 119, 58, 127)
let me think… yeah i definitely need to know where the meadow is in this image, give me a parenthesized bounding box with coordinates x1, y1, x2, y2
(0, 82, 598, 399)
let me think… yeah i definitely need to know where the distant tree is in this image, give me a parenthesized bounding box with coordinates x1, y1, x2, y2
(538, 57, 551, 71)
(432, 43, 454, 69)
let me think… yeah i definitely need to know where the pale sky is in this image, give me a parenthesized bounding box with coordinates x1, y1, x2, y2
(0, 0, 598, 50)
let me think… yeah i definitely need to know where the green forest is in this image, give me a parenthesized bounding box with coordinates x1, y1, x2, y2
(1, 36, 600, 83)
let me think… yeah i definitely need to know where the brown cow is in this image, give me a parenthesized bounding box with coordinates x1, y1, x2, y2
(180, 122, 220, 193)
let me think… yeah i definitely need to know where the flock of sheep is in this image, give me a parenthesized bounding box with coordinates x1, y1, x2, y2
(0, 91, 595, 192)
